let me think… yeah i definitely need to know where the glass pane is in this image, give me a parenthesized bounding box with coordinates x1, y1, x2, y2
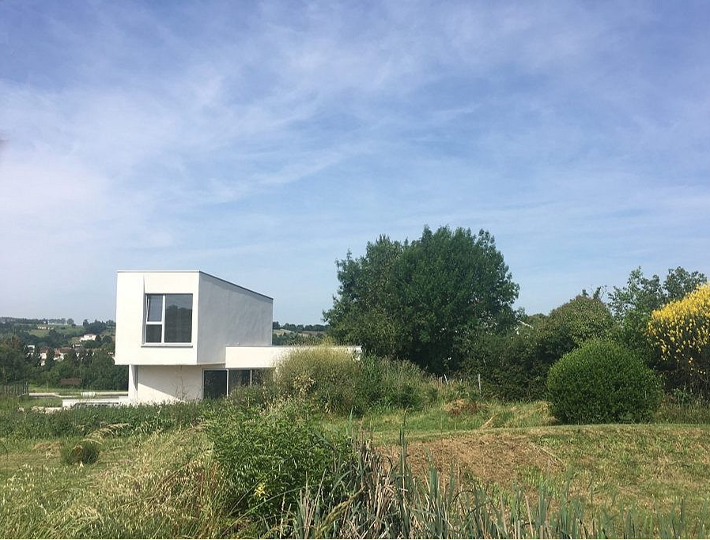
(164, 294, 193, 343)
(146, 294, 163, 322)
(252, 369, 271, 385)
(228, 369, 251, 393)
(145, 324, 162, 343)
(204, 370, 227, 399)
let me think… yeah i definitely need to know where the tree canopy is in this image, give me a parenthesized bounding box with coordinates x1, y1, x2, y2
(608, 267, 707, 356)
(324, 226, 519, 374)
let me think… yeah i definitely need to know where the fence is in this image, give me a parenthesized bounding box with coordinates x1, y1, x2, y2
(0, 381, 29, 397)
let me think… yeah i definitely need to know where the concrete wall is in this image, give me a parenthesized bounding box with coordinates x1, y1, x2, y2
(132, 365, 206, 403)
(115, 271, 200, 366)
(196, 273, 272, 364)
(115, 271, 272, 366)
(225, 346, 361, 369)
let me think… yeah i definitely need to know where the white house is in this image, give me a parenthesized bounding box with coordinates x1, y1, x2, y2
(115, 270, 357, 403)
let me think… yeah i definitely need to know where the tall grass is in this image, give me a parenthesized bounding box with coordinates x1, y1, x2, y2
(287, 429, 709, 539)
(0, 429, 231, 538)
(0, 399, 209, 439)
(272, 348, 464, 415)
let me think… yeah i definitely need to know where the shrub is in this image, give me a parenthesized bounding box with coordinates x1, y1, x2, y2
(61, 438, 101, 465)
(547, 340, 662, 424)
(206, 400, 353, 526)
(647, 283, 710, 398)
(274, 347, 362, 414)
(466, 297, 616, 402)
(355, 355, 431, 412)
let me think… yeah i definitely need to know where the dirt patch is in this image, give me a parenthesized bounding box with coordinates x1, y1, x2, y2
(387, 433, 565, 486)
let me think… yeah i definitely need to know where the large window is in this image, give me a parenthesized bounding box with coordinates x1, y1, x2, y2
(144, 294, 193, 344)
(203, 368, 272, 399)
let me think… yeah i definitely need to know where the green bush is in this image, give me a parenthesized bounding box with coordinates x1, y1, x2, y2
(547, 340, 662, 424)
(61, 438, 101, 465)
(206, 400, 353, 525)
(355, 355, 430, 411)
(274, 347, 362, 414)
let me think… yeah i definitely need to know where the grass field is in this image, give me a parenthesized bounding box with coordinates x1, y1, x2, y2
(1, 398, 709, 537)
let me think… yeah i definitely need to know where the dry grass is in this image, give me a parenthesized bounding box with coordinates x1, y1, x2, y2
(386, 423, 710, 522)
(0, 429, 232, 538)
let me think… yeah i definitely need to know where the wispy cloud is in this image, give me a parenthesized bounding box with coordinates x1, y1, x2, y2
(1, 0, 709, 320)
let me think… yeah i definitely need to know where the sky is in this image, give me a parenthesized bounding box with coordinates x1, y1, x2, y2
(1, 1, 709, 324)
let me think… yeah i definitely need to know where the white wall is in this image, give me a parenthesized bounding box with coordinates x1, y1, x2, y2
(225, 346, 361, 369)
(115, 271, 272, 367)
(115, 271, 199, 365)
(196, 273, 272, 364)
(133, 365, 206, 403)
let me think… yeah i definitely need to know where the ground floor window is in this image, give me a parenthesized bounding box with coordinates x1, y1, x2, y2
(203, 368, 271, 399)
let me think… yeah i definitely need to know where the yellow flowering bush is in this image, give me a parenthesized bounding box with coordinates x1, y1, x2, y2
(647, 283, 710, 396)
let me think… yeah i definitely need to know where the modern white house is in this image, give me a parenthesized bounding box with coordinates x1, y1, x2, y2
(115, 271, 357, 403)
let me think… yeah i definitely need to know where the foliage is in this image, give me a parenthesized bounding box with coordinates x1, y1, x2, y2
(325, 226, 519, 374)
(0, 430, 231, 538)
(206, 400, 353, 527)
(32, 346, 127, 391)
(538, 295, 615, 360)
(61, 438, 101, 465)
(647, 283, 710, 398)
(0, 400, 207, 439)
(0, 338, 27, 384)
(609, 267, 707, 358)
(467, 296, 615, 401)
(287, 431, 710, 539)
(274, 347, 362, 414)
(547, 340, 662, 424)
(274, 349, 440, 415)
(272, 331, 327, 346)
(355, 355, 432, 411)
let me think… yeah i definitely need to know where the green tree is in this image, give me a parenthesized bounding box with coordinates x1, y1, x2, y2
(468, 296, 615, 400)
(609, 267, 707, 358)
(538, 295, 615, 362)
(324, 226, 519, 374)
(0, 337, 27, 383)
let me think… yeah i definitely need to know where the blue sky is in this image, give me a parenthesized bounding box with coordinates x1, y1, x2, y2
(1, 1, 709, 323)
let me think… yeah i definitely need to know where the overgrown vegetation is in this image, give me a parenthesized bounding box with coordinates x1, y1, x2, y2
(648, 283, 710, 398)
(207, 399, 353, 529)
(61, 438, 101, 465)
(273, 347, 441, 415)
(2, 392, 710, 538)
(324, 226, 519, 374)
(0, 399, 206, 439)
(467, 295, 615, 401)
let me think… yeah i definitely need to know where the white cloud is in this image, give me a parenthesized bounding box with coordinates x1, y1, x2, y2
(0, 0, 709, 321)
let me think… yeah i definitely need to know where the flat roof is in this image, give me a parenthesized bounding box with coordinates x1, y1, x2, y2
(116, 270, 273, 301)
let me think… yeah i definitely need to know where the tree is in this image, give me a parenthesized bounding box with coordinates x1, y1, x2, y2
(538, 295, 615, 362)
(609, 267, 707, 358)
(324, 226, 519, 374)
(647, 283, 710, 397)
(0, 337, 28, 383)
(468, 296, 615, 400)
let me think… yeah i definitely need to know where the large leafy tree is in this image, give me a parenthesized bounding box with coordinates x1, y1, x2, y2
(0, 337, 28, 384)
(324, 226, 519, 374)
(609, 267, 707, 358)
(469, 296, 615, 400)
